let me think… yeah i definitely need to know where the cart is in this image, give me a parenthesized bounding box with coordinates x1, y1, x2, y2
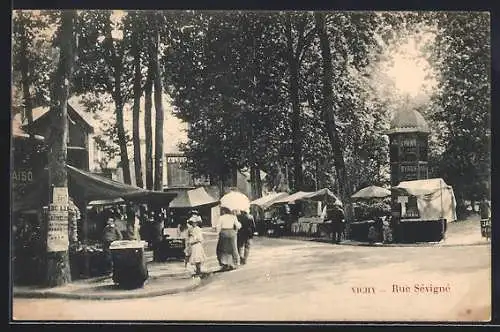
(480, 218, 491, 240)
(153, 237, 186, 262)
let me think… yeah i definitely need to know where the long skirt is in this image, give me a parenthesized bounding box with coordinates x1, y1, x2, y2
(216, 229, 240, 267)
(189, 242, 206, 264)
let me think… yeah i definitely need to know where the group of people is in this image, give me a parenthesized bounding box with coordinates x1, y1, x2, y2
(177, 207, 256, 276)
(217, 207, 256, 270)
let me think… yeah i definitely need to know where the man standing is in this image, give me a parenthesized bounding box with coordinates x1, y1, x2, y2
(237, 210, 256, 265)
(102, 217, 123, 274)
(479, 197, 491, 220)
(327, 204, 345, 244)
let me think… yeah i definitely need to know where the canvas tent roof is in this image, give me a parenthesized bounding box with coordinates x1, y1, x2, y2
(169, 187, 219, 208)
(392, 178, 452, 197)
(392, 178, 457, 222)
(250, 192, 289, 209)
(271, 191, 313, 205)
(303, 188, 342, 205)
(68, 165, 177, 204)
(67, 165, 148, 201)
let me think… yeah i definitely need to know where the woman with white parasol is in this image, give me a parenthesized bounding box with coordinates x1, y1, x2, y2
(215, 191, 249, 271)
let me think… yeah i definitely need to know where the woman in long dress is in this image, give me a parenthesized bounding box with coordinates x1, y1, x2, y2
(188, 216, 206, 276)
(216, 207, 241, 271)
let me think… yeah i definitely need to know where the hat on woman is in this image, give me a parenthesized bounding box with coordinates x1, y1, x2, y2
(187, 214, 202, 224)
(190, 209, 200, 216)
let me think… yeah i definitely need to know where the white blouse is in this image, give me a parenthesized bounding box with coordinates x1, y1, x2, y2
(216, 214, 241, 233)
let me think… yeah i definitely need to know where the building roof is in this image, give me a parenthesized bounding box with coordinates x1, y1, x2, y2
(11, 113, 45, 140)
(386, 108, 430, 135)
(22, 96, 95, 133)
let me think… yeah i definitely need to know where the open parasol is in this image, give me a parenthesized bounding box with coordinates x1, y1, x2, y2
(220, 191, 250, 212)
(351, 185, 391, 199)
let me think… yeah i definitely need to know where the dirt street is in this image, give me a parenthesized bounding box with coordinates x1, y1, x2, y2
(12, 235, 491, 322)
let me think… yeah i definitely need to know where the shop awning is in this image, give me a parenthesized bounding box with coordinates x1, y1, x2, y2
(12, 165, 178, 213)
(169, 187, 219, 208)
(67, 165, 177, 205)
(67, 165, 149, 201)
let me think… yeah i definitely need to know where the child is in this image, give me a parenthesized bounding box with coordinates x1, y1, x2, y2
(187, 213, 206, 276)
(178, 220, 192, 268)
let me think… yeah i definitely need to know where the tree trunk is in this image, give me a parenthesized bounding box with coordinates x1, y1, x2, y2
(152, 25, 164, 192)
(132, 26, 144, 188)
(250, 165, 262, 200)
(46, 10, 75, 287)
(285, 15, 304, 192)
(105, 16, 131, 185)
(289, 60, 303, 192)
(19, 14, 33, 129)
(144, 58, 154, 190)
(315, 12, 350, 218)
(116, 102, 131, 184)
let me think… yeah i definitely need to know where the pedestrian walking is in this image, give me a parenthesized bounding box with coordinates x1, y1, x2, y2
(178, 212, 194, 268)
(187, 213, 206, 276)
(479, 197, 491, 220)
(216, 207, 242, 271)
(102, 217, 123, 273)
(237, 210, 256, 265)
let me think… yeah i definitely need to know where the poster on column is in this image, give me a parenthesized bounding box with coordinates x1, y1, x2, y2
(47, 187, 69, 252)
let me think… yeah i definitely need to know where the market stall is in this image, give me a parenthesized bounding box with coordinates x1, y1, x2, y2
(250, 192, 289, 235)
(154, 187, 219, 262)
(12, 164, 178, 281)
(268, 188, 343, 237)
(391, 178, 457, 243)
(167, 187, 219, 227)
(350, 185, 392, 243)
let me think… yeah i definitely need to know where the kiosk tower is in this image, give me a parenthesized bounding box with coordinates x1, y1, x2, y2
(387, 108, 430, 186)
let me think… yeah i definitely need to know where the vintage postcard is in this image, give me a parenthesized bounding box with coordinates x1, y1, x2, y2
(11, 9, 491, 323)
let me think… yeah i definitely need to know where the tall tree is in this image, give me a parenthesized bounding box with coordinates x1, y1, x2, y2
(103, 14, 131, 184)
(144, 58, 154, 190)
(130, 12, 144, 188)
(282, 12, 316, 191)
(46, 10, 76, 287)
(164, 12, 290, 194)
(150, 13, 165, 191)
(12, 11, 55, 126)
(314, 12, 349, 205)
(74, 10, 133, 184)
(429, 12, 490, 212)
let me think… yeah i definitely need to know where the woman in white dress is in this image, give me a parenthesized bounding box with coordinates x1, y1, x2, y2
(187, 215, 206, 276)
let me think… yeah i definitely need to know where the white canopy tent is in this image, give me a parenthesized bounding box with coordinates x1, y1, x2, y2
(392, 178, 457, 223)
(250, 192, 289, 210)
